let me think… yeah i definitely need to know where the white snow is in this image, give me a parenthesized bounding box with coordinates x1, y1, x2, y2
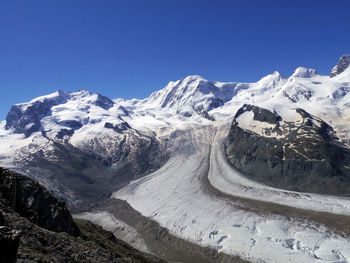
(208, 123, 350, 216)
(113, 124, 350, 263)
(1, 59, 350, 262)
(292, 67, 317, 78)
(235, 111, 278, 137)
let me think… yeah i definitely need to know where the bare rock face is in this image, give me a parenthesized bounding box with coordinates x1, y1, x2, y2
(0, 168, 164, 263)
(0, 167, 79, 236)
(5, 95, 67, 137)
(330, 54, 350, 77)
(94, 93, 115, 110)
(104, 121, 131, 132)
(4, 90, 115, 138)
(225, 104, 350, 196)
(0, 224, 21, 263)
(5, 103, 45, 137)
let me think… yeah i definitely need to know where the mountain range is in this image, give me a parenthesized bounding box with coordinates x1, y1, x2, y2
(1, 55, 350, 262)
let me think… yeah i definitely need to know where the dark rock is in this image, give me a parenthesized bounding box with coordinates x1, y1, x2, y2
(0, 226, 21, 263)
(55, 128, 75, 139)
(104, 122, 131, 133)
(57, 120, 83, 129)
(0, 211, 4, 225)
(234, 104, 282, 124)
(330, 54, 350, 77)
(195, 108, 215, 121)
(0, 167, 79, 236)
(208, 98, 224, 111)
(5, 94, 67, 137)
(94, 94, 114, 110)
(14, 130, 168, 210)
(5, 104, 42, 137)
(117, 105, 130, 116)
(182, 112, 192, 118)
(332, 86, 350, 99)
(0, 168, 164, 263)
(225, 105, 350, 196)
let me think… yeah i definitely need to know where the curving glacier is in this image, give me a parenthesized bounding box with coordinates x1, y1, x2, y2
(113, 123, 350, 263)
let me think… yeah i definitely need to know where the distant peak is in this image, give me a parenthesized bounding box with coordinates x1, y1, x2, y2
(182, 75, 206, 82)
(291, 67, 317, 78)
(330, 54, 350, 78)
(57, 89, 70, 98)
(257, 71, 283, 83)
(164, 75, 207, 90)
(74, 89, 92, 96)
(269, 71, 282, 78)
(57, 89, 66, 94)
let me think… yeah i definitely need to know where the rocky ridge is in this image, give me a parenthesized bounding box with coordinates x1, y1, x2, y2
(225, 104, 350, 195)
(0, 167, 164, 263)
(330, 55, 350, 78)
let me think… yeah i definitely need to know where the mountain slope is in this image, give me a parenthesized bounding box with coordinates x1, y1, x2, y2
(225, 104, 350, 195)
(0, 167, 163, 263)
(0, 56, 349, 202)
(0, 90, 168, 207)
(0, 55, 350, 262)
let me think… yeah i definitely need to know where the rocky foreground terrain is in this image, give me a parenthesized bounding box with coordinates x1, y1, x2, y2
(0, 167, 164, 263)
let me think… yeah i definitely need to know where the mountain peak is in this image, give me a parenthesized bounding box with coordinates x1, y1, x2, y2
(330, 54, 350, 78)
(255, 71, 284, 87)
(182, 75, 206, 82)
(291, 67, 317, 78)
(4, 89, 115, 137)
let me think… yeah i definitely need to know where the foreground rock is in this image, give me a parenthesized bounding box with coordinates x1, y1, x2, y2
(0, 167, 164, 263)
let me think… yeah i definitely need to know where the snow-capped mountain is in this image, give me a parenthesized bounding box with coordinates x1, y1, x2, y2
(5, 89, 128, 138)
(1, 55, 350, 200)
(1, 55, 350, 263)
(3, 55, 350, 141)
(0, 89, 167, 206)
(226, 103, 350, 195)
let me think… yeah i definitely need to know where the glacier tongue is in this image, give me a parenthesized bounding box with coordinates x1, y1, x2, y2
(113, 124, 350, 263)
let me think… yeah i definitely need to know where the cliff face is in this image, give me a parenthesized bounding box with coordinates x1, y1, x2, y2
(225, 104, 350, 195)
(330, 54, 350, 77)
(0, 167, 79, 236)
(0, 168, 164, 263)
(0, 214, 21, 263)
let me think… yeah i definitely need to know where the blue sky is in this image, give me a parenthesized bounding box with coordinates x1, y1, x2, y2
(0, 0, 349, 120)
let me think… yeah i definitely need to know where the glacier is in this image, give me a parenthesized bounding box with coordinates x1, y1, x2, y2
(1, 55, 350, 262)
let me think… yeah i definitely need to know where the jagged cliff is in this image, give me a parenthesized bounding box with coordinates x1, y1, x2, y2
(225, 104, 350, 195)
(0, 167, 164, 263)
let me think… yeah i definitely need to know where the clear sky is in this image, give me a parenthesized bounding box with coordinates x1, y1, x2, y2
(0, 0, 349, 120)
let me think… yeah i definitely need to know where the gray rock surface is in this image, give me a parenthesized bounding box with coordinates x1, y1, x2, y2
(0, 167, 79, 236)
(330, 54, 350, 77)
(5, 91, 69, 137)
(15, 130, 168, 210)
(0, 224, 21, 263)
(225, 104, 350, 195)
(0, 167, 164, 263)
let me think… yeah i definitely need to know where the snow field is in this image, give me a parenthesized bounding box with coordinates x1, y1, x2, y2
(113, 124, 350, 263)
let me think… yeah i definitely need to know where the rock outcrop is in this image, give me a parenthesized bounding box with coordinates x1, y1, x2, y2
(225, 104, 350, 195)
(0, 167, 80, 236)
(0, 222, 21, 263)
(330, 54, 350, 77)
(0, 168, 165, 263)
